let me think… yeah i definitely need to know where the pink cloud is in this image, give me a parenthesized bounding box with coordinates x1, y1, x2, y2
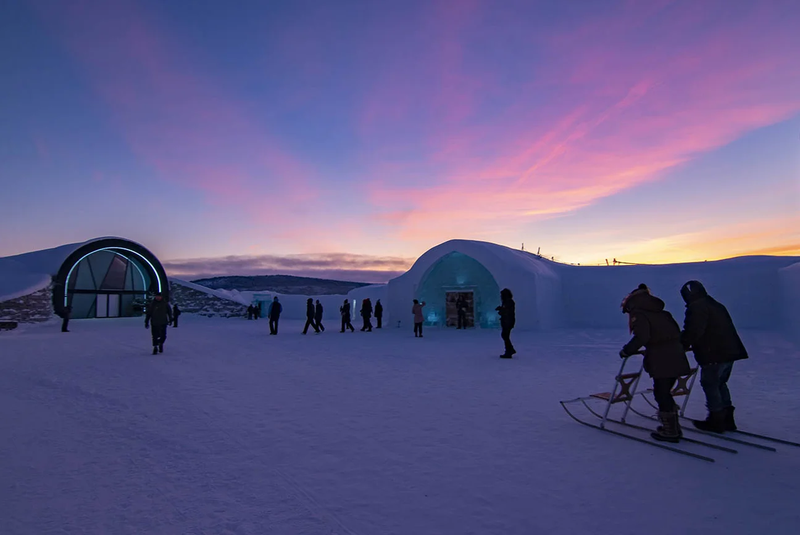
(362, 1, 800, 246)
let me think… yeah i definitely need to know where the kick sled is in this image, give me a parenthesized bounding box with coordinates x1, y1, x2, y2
(561, 354, 739, 463)
(633, 368, 799, 450)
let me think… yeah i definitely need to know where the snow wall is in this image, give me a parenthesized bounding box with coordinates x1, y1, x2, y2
(779, 262, 800, 343)
(0, 242, 81, 302)
(556, 256, 800, 330)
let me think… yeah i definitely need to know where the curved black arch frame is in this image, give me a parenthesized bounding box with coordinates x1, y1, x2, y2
(52, 238, 169, 316)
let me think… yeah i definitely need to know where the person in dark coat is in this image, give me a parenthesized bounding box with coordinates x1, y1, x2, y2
(619, 284, 691, 442)
(172, 304, 181, 327)
(247, 305, 253, 320)
(496, 289, 516, 358)
(61, 305, 72, 333)
(268, 296, 282, 335)
(253, 303, 259, 320)
(412, 299, 426, 337)
(303, 298, 320, 334)
(145, 292, 172, 354)
(375, 299, 383, 329)
(360, 298, 373, 332)
(315, 300, 325, 332)
(340, 299, 355, 332)
(457, 296, 467, 329)
(679, 280, 748, 433)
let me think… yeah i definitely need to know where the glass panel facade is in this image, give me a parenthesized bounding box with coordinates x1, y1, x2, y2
(66, 250, 151, 318)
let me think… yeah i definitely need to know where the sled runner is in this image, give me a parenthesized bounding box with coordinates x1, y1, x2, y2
(560, 354, 717, 462)
(629, 370, 778, 452)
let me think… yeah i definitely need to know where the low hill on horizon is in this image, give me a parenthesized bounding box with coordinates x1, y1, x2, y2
(190, 274, 373, 295)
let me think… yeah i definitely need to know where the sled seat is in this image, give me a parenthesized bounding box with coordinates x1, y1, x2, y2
(590, 371, 642, 404)
(643, 367, 698, 397)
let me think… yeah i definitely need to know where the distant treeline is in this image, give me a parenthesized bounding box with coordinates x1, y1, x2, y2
(190, 275, 372, 295)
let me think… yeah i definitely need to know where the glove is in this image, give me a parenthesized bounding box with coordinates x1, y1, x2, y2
(145, 323, 149, 329)
(619, 349, 630, 359)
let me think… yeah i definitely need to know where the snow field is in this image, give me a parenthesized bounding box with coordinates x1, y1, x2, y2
(1, 317, 799, 534)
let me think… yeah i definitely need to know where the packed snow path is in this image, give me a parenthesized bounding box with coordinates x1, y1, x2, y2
(1, 317, 799, 535)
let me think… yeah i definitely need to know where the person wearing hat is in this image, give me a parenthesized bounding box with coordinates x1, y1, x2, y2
(619, 284, 690, 442)
(145, 292, 172, 354)
(679, 280, 748, 433)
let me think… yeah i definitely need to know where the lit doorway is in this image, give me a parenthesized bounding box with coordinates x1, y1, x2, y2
(445, 291, 474, 328)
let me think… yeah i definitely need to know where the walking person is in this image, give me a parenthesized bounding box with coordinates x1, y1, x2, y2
(247, 305, 253, 320)
(375, 299, 383, 329)
(679, 280, 748, 432)
(253, 303, 259, 320)
(340, 299, 355, 332)
(457, 296, 466, 329)
(315, 299, 325, 332)
(360, 298, 373, 332)
(61, 305, 72, 333)
(268, 296, 282, 335)
(619, 284, 691, 442)
(172, 304, 181, 327)
(303, 298, 320, 334)
(145, 292, 172, 355)
(496, 289, 516, 357)
(412, 299, 426, 337)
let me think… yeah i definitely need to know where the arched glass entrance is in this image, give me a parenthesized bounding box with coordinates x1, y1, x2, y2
(53, 238, 168, 319)
(417, 252, 501, 328)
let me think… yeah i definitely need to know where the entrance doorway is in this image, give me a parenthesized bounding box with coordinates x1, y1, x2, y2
(95, 294, 122, 318)
(445, 291, 474, 328)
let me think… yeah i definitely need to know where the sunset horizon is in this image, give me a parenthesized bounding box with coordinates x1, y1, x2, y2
(2, 0, 799, 279)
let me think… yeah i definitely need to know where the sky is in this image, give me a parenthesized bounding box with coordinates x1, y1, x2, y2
(1, 0, 798, 282)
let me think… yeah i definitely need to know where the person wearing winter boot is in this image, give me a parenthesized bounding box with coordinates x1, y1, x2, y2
(268, 296, 282, 335)
(680, 280, 748, 433)
(360, 298, 373, 332)
(619, 284, 691, 442)
(340, 299, 355, 332)
(315, 300, 325, 332)
(412, 299, 426, 337)
(496, 289, 516, 357)
(172, 304, 181, 327)
(303, 298, 320, 334)
(375, 299, 383, 329)
(145, 292, 172, 354)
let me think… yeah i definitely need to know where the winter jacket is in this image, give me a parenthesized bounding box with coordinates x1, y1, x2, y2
(622, 291, 691, 379)
(497, 297, 515, 329)
(268, 301, 282, 319)
(146, 299, 172, 327)
(375, 302, 383, 318)
(306, 301, 315, 320)
(680, 286, 748, 366)
(361, 300, 372, 318)
(315, 302, 324, 321)
(412, 303, 425, 323)
(340, 302, 351, 318)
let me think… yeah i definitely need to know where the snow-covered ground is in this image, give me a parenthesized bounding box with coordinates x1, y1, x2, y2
(1, 317, 799, 535)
